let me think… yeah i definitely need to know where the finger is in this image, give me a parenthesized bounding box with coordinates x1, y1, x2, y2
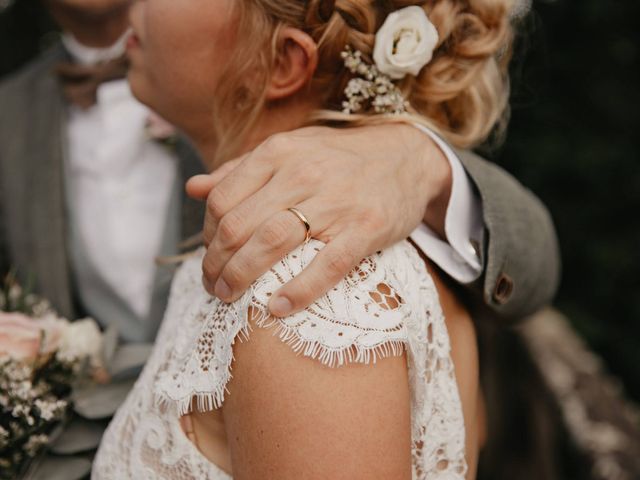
(185, 175, 216, 201)
(211, 208, 310, 301)
(202, 178, 310, 295)
(186, 156, 245, 200)
(208, 154, 246, 185)
(268, 232, 364, 317)
(203, 153, 274, 246)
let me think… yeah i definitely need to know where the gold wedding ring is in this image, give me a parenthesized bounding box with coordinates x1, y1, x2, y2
(287, 207, 311, 243)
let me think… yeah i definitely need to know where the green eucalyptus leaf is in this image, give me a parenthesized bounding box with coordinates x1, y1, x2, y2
(72, 378, 136, 419)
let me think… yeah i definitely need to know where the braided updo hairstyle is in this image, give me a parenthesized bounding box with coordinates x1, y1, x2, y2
(213, 0, 519, 160)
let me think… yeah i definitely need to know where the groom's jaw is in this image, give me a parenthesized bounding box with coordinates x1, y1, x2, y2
(44, 0, 131, 49)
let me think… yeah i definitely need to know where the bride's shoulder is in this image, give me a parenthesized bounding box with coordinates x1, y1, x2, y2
(170, 239, 436, 316)
(167, 238, 443, 359)
(157, 239, 468, 478)
(265, 238, 439, 312)
(157, 239, 446, 411)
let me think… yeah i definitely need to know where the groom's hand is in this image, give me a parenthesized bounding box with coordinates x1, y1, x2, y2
(187, 124, 451, 317)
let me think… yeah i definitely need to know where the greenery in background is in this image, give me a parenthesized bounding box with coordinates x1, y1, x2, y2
(490, 0, 640, 400)
(1, 0, 638, 400)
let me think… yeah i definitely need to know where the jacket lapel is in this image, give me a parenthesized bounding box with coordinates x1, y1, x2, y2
(28, 46, 76, 319)
(175, 136, 206, 241)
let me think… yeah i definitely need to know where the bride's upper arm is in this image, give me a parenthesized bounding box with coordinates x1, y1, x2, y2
(221, 307, 413, 480)
(162, 241, 472, 478)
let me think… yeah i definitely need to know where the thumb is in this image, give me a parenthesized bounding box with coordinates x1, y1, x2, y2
(185, 156, 245, 200)
(185, 174, 216, 200)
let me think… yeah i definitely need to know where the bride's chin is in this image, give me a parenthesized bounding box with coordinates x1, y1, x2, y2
(127, 71, 155, 108)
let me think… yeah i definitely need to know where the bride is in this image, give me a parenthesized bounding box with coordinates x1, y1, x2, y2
(94, 0, 519, 478)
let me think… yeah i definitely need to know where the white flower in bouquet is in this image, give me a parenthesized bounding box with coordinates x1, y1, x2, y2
(36, 314, 67, 356)
(56, 318, 104, 369)
(22, 434, 49, 457)
(7, 284, 22, 305)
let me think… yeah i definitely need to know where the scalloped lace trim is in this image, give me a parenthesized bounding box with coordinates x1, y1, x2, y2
(159, 294, 409, 417)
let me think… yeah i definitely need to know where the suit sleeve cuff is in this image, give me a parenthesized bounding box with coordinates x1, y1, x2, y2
(409, 124, 485, 284)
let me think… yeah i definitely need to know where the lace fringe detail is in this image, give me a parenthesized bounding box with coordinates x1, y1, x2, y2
(159, 293, 408, 416)
(256, 314, 407, 367)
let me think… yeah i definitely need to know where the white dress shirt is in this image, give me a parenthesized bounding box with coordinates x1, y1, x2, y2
(409, 124, 485, 284)
(62, 33, 178, 320)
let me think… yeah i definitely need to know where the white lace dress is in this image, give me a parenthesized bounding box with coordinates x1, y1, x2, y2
(93, 240, 467, 479)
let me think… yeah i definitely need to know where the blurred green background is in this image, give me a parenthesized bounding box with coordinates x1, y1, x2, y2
(494, 0, 640, 401)
(1, 0, 639, 401)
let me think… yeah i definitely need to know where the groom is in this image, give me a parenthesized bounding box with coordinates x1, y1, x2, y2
(0, 0, 205, 343)
(0, 0, 558, 341)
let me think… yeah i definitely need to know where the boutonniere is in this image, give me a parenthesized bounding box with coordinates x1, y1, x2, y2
(145, 111, 178, 148)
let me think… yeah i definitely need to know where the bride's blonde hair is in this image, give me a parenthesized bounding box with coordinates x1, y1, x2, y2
(213, 0, 518, 160)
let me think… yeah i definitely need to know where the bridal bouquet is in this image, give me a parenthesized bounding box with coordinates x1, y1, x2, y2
(0, 274, 105, 479)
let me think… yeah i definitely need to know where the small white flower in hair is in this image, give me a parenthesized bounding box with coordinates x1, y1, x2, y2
(373, 5, 439, 79)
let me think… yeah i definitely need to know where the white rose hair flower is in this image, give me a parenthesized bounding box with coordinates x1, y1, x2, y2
(373, 5, 439, 80)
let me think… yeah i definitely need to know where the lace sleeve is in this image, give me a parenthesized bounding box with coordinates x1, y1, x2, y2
(156, 239, 467, 479)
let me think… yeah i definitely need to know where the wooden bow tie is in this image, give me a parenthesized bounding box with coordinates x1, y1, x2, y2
(54, 56, 129, 109)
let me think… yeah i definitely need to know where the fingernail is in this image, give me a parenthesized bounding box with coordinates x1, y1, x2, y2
(269, 295, 293, 317)
(214, 278, 232, 300)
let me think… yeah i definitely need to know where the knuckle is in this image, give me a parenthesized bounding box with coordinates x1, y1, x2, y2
(221, 260, 246, 288)
(359, 208, 386, 233)
(206, 188, 229, 220)
(203, 219, 217, 247)
(291, 165, 320, 186)
(217, 212, 244, 250)
(287, 278, 316, 307)
(202, 255, 219, 283)
(258, 215, 292, 250)
(305, 155, 329, 174)
(325, 246, 357, 278)
(262, 133, 293, 157)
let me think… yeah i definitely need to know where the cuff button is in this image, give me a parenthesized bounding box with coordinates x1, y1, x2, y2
(493, 273, 514, 305)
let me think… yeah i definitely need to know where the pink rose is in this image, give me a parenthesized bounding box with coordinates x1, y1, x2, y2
(0, 312, 43, 362)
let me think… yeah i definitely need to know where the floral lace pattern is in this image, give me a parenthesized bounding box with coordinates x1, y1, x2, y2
(93, 240, 466, 479)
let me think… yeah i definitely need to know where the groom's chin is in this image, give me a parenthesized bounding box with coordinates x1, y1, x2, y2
(44, 0, 130, 17)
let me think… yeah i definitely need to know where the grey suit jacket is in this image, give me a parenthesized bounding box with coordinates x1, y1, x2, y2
(457, 150, 560, 319)
(0, 44, 560, 327)
(0, 42, 205, 326)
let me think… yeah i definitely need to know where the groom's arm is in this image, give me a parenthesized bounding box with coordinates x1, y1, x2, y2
(404, 125, 560, 319)
(191, 124, 560, 321)
(456, 149, 561, 318)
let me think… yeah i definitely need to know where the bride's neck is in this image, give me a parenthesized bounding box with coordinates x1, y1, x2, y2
(193, 97, 318, 171)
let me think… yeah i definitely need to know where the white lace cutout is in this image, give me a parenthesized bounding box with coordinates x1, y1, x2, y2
(94, 240, 467, 479)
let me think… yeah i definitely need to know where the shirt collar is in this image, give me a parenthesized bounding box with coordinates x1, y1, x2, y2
(62, 30, 130, 66)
